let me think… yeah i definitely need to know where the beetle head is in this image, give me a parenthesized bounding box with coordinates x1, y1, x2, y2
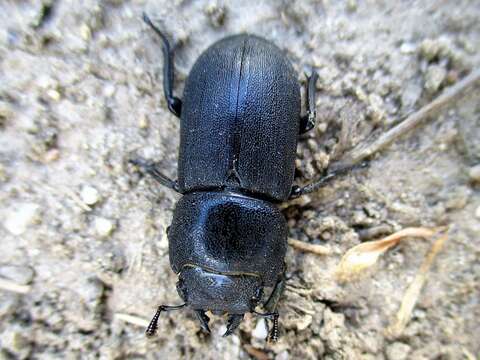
(145, 266, 279, 340)
(176, 266, 263, 336)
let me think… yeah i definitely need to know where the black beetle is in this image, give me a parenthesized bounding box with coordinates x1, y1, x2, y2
(133, 14, 342, 341)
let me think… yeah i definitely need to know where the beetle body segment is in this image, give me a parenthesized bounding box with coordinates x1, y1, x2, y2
(169, 192, 287, 286)
(178, 34, 301, 201)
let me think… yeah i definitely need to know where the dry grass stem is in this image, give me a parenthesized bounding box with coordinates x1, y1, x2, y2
(243, 345, 270, 360)
(335, 227, 441, 282)
(332, 68, 480, 170)
(288, 238, 332, 255)
(386, 231, 449, 337)
(115, 313, 150, 328)
(0, 277, 31, 294)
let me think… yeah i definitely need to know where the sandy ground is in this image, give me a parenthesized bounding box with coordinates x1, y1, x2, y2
(1, 0, 479, 359)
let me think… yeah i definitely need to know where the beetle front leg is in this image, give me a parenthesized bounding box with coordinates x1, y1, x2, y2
(143, 13, 182, 118)
(299, 70, 319, 134)
(290, 161, 368, 199)
(130, 157, 181, 193)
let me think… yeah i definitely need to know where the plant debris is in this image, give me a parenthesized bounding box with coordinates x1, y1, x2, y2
(331, 68, 480, 171)
(386, 231, 449, 338)
(288, 238, 332, 255)
(115, 313, 149, 328)
(0, 277, 31, 294)
(335, 227, 443, 282)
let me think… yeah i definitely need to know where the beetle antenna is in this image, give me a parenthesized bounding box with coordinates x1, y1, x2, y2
(145, 303, 186, 337)
(252, 310, 280, 342)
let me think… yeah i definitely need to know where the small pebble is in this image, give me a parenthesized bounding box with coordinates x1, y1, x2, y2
(276, 351, 290, 360)
(419, 38, 441, 61)
(0, 293, 19, 318)
(80, 186, 100, 206)
(445, 186, 470, 210)
(43, 148, 60, 163)
(424, 65, 446, 94)
(103, 84, 116, 98)
(296, 314, 313, 331)
(3, 203, 40, 235)
(401, 81, 422, 109)
(346, 0, 357, 12)
(475, 206, 480, 219)
(139, 114, 149, 129)
(368, 93, 386, 124)
(468, 164, 480, 183)
(47, 89, 61, 101)
(0, 265, 35, 285)
(0, 101, 13, 127)
(1, 328, 31, 359)
(204, 1, 227, 27)
(317, 122, 328, 133)
(252, 318, 268, 339)
(80, 23, 92, 41)
(385, 342, 411, 360)
(94, 217, 115, 238)
(321, 231, 332, 240)
(400, 42, 416, 54)
(352, 210, 372, 226)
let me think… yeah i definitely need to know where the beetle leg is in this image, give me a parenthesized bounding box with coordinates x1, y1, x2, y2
(252, 310, 280, 342)
(130, 157, 181, 193)
(223, 314, 244, 337)
(194, 310, 211, 334)
(290, 161, 369, 199)
(146, 303, 186, 337)
(143, 13, 183, 118)
(299, 70, 319, 134)
(263, 274, 286, 313)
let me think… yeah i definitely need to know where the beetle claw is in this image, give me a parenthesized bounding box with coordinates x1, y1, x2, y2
(195, 310, 211, 334)
(223, 314, 244, 337)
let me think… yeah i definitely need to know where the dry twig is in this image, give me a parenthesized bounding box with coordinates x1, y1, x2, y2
(243, 345, 270, 360)
(115, 313, 150, 328)
(331, 68, 480, 170)
(0, 277, 31, 294)
(288, 238, 332, 255)
(386, 231, 449, 337)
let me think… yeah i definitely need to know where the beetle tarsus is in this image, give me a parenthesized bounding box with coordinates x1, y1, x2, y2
(194, 310, 211, 334)
(145, 304, 186, 337)
(300, 70, 319, 134)
(142, 12, 182, 118)
(223, 314, 244, 337)
(253, 310, 280, 342)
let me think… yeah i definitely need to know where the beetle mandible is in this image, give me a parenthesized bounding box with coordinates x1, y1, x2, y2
(133, 13, 342, 341)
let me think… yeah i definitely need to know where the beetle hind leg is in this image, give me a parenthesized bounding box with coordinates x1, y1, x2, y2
(142, 12, 183, 118)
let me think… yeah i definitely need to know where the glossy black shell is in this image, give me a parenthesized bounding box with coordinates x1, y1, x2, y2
(169, 192, 287, 286)
(177, 34, 301, 201)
